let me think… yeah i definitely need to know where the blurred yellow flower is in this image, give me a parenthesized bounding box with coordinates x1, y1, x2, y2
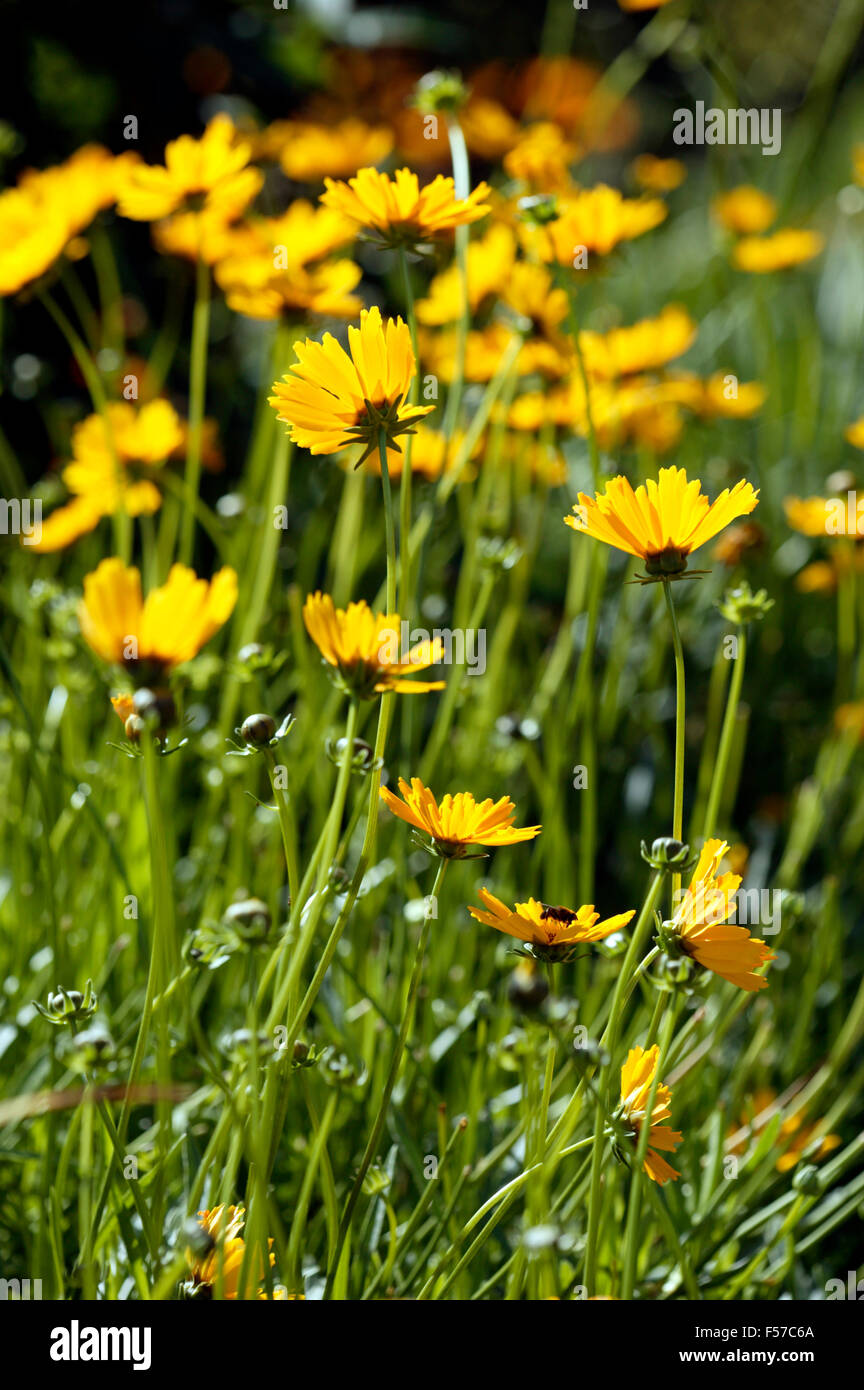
(503, 122, 579, 191)
(118, 115, 262, 223)
(712, 186, 777, 235)
(566, 466, 759, 577)
(524, 184, 666, 262)
(844, 417, 864, 449)
(667, 838, 775, 991)
(320, 167, 491, 246)
(468, 887, 634, 960)
(731, 1089, 841, 1173)
(303, 592, 445, 697)
(379, 777, 541, 856)
(79, 559, 237, 671)
(278, 119, 394, 182)
(269, 306, 433, 463)
(218, 255, 362, 321)
(578, 305, 697, 380)
(733, 229, 824, 273)
(835, 702, 864, 739)
(618, 1046, 682, 1185)
(31, 401, 185, 552)
(631, 154, 686, 193)
(785, 494, 864, 538)
(416, 223, 516, 326)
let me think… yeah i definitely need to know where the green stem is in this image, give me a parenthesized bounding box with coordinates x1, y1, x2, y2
(663, 580, 686, 906)
(702, 624, 746, 839)
(180, 256, 211, 565)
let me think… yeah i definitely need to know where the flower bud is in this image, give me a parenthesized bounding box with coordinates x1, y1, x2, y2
(240, 713, 277, 746)
(641, 836, 693, 870)
(518, 193, 560, 225)
(222, 897, 272, 944)
(411, 69, 468, 114)
(792, 1163, 823, 1196)
(717, 581, 774, 625)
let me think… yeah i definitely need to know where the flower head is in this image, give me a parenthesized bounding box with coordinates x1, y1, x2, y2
(320, 167, 491, 247)
(117, 115, 262, 223)
(785, 494, 864, 539)
(185, 1206, 274, 1300)
(468, 887, 634, 962)
(277, 120, 394, 182)
(303, 592, 445, 697)
(617, 1046, 682, 1185)
(663, 838, 775, 991)
(269, 306, 433, 463)
(79, 558, 237, 675)
(733, 229, 824, 273)
(379, 777, 541, 857)
(712, 186, 777, 235)
(565, 466, 759, 580)
(523, 184, 666, 263)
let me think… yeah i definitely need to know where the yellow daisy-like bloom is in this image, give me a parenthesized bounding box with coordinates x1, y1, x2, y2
(185, 1206, 275, 1300)
(320, 167, 491, 247)
(711, 186, 777, 235)
(278, 119, 394, 182)
(785, 494, 863, 539)
(524, 184, 666, 263)
(578, 305, 697, 380)
(31, 401, 184, 552)
(565, 466, 760, 578)
(78, 558, 237, 673)
(416, 223, 517, 326)
(379, 777, 541, 858)
(733, 229, 824, 273)
(218, 255, 362, 322)
(503, 122, 579, 191)
(666, 838, 775, 992)
(631, 154, 687, 193)
(468, 887, 634, 962)
(269, 305, 434, 464)
(303, 592, 444, 698)
(461, 98, 522, 160)
(617, 1046, 682, 1186)
(355, 425, 477, 483)
(117, 115, 262, 223)
(845, 417, 864, 449)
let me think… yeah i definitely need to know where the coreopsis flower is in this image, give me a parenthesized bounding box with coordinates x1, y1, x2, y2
(733, 229, 824, 273)
(117, 114, 262, 223)
(32, 401, 184, 552)
(845, 417, 864, 449)
(379, 777, 541, 857)
(522, 184, 666, 263)
(268, 305, 434, 464)
(184, 1206, 275, 1300)
(503, 122, 579, 191)
(303, 592, 445, 697)
(277, 119, 394, 181)
(785, 494, 864, 539)
(416, 223, 517, 326)
(578, 305, 697, 380)
(616, 1046, 682, 1185)
(630, 154, 687, 193)
(78, 558, 237, 676)
(460, 98, 522, 160)
(320, 167, 491, 248)
(217, 255, 362, 321)
(468, 887, 634, 962)
(730, 1088, 841, 1174)
(660, 838, 775, 991)
(711, 186, 777, 234)
(565, 466, 760, 580)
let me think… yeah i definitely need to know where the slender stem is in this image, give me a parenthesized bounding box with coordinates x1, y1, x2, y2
(441, 114, 471, 441)
(663, 580, 686, 906)
(397, 247, 419, 613)
(266, 747, 300, 913)
(180, 255, 211, 565)
(378, 427, 398, 614)
(702, 624, 746, 839)
(325, 856, 449, 1297)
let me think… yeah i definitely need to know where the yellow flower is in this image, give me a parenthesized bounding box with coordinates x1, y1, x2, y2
(31, 401, 184, 552)
(0, 186, 71, 297)
(303, 592, 445, 697)
(320, 167, 491, 246)
(712, 186, 777, 235)
(524, 184, 666, 262)
(631, 154, 687, 193)
(619, 0, 674, 9)
(785, 494, 864, 539)
(151, 209, 252, 265)
(78, 559, 237, 672)
(565, 466, 760, 578)
(461, 98, 522, 159)
(503, 122, 579, 191)
(416, 223, 516, 326)
(578, 305, 697, 380)
(468, 887, 634, 961)
(712, 521, 767, 567)
(845, 417, 864, 449)
(269, 305, 434, 463)
(379, 777, 541, 857)
(697, 373, 767, 419)
(118, 115, 262, 223)
(835, 702, 864, 739)
(617, 1046, 682, 1185)
(733, 229, 824, 273)
(218, 255, 362, 321)
(731, 1089, 842, 1173)
(666, 839, 775, 991)
(356, 425, 477, 483)
(185, 1206, 275, 1300)
(110, 694, 136, 723)
(278, 120, 394, 182)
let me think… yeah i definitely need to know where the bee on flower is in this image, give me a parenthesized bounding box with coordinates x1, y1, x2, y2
(468, 888, 634, 963)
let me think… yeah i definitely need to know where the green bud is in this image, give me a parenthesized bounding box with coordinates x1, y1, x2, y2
(717, 581, 774, 625)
